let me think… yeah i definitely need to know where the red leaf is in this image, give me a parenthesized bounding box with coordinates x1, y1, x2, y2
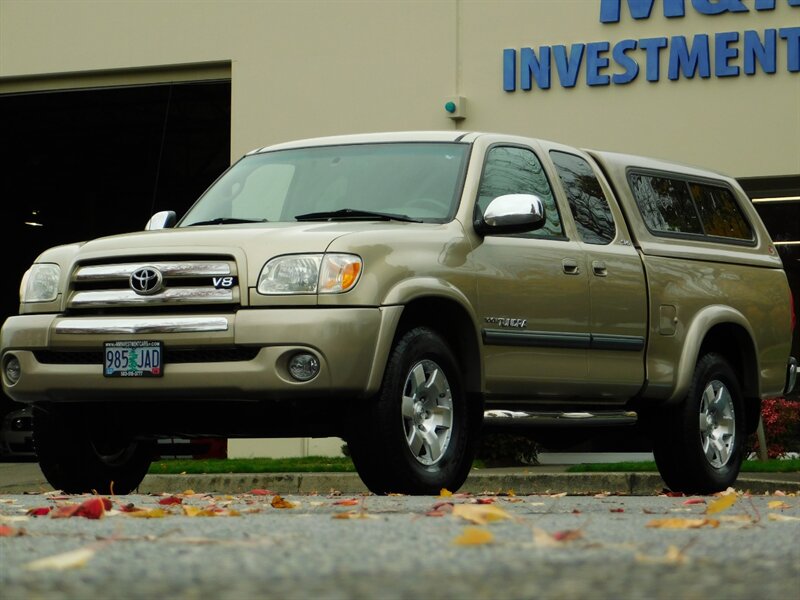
(51, 504, 81, 519)
(75, 497, 107, 519)
(552, 529, 584, 542)
(683, 499, 707, 505)
(26, 507, 52, 517)
(475, 498, 496, 505)
(572, 509, 582, 514)
(610, 508, 624, 513)
(158, 496, 183, 506)
(249, 489, 273, 496)
(430, 501, 454, 512)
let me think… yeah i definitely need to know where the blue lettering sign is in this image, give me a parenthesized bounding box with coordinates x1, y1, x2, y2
(639, 36, 669, 80)
(600, 0, 798, 22)
(554, 44, 586, 87)
(612, 39, 640, 83)
(503, 48, 516, 91)
(586, 41, 612, 85)
(779, 27, 800, 71)
(521, 47, 552, 90)
(668, 34, 711, 79)
(743, 29, 777, 74)
(715, 31, 740, 76)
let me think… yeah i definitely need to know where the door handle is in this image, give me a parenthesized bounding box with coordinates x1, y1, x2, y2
(592, 261, 608, 277)
(562, 258, 580, 275)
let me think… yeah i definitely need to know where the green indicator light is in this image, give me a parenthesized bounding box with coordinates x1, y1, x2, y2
(445, 101, 457, 113)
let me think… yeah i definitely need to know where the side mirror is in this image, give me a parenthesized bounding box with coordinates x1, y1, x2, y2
(145, 210, 177, 231)
(474, 194, 546, 236)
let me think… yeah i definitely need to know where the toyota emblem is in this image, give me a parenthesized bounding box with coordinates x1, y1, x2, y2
(129, 267, 164, 295)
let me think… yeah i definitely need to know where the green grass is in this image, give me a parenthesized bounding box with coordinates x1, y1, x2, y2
(566, 458, 800, 473)
(148, 456, 357, 475)
(149, 456, 800, 475)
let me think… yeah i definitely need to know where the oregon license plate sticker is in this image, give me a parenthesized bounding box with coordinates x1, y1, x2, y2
(104, 341, 163, 377)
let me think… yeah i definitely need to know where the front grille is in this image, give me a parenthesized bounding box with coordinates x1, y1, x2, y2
(34, 347, 261, 365)
(67, 258, 240, 313)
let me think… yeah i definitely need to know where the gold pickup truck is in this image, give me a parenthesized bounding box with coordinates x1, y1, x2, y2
(1, 132, 796, 495)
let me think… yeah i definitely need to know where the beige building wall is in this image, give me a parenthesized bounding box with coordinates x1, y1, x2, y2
(1, 0, 798, 457)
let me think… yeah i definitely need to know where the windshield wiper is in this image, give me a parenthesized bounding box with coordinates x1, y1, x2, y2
(184, 217, 268, 227)
(294, 208, 421, 223)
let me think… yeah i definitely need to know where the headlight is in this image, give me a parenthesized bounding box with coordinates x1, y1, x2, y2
(257, 253, 362, 295)
(20, 263, 61, 303)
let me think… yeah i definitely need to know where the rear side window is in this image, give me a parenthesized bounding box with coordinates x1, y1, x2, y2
(629, 172, 753, 242)
(551, 151, 615, 245)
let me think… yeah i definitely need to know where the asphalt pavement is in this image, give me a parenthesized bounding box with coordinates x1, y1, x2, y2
(1, 461, 799, 495)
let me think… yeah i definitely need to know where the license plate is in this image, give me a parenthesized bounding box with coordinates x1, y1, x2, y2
(104, 341, 163, 377)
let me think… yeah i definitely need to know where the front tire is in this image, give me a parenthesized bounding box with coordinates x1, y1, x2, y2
(653, 353, 745, 494)
(33, 404, 153, 494)
(348, 327, 475, 494)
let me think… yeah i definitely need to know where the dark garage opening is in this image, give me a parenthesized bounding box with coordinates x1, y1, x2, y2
(0, 79, 231, 441)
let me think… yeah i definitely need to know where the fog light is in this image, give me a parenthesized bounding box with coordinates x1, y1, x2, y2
(5, 356, 21, 385)
(288, 353, 320, 382)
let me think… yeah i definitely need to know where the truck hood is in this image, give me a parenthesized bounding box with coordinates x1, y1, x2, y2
(49, 221, 439, 285)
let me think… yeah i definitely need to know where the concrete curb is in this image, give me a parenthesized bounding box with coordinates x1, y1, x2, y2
(136, 472, 800, 496)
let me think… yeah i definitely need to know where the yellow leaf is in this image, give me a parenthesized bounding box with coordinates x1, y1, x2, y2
(646, 518, 719, 529)
(452, 504, 512, 525)
(26, 547, 96, 571)
(705, 493, 737, 515)
(124, 508, 167, 519)
(332, 511, 375, 520)
(767, 501, 791, 510)
(768, 513, 800, 522)
(439, 488, 453, 498)
(271, 495, 295, 509)
(183, 489, 196, 496)
(453, 527, 494, 546)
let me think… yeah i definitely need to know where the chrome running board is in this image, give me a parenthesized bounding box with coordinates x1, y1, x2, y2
(483, 410, 638, 429)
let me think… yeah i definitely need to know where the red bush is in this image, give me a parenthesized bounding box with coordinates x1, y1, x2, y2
(749, 397, 800, 458)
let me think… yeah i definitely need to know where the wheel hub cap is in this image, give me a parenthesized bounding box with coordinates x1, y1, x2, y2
(699, 379, 736, 468)
(401, 359, 454, 466)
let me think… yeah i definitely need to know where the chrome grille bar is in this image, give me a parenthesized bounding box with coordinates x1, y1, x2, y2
(54, 316, 230, 334)
(74, 262, 232, 280)
(69, 288, 235, 308)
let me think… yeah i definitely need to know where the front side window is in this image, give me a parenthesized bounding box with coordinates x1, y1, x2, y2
(180, 142, 469, 225)
(551, 151, 615, 245)
(476, 146, 564, 238)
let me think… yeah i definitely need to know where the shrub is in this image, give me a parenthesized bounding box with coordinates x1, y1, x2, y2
(748, 397, 800, 458)
(476, 432, 541, 466)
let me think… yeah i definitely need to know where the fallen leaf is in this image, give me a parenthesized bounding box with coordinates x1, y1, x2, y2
(76, 497, 108, 519)
(610, 508, 624, 513)
(767, 501, 790, 510)
(124, 508, 167, 519)
(452, 504, 512, 525)
(270, 495, 295, 509)
(452, 527, 493, 546)
(647, 518, 720, 529)
(0, 515, 29, 523)
(50, 504, 81, 519)
(768, 513, 800, 522)
(705, 494, 737, 515)
(332, 511, 374, 520)
(26, 507, 52, 517)
(249, 489, 273, 496)
(439, 488, 453, 498)
(549, 492, 568, 498)
(594, 492, 611, 498)
(158, 496, 183, 506)
(635, 545, 687, 565)
(661, 491, 686, 497)
(552, 529, 584, 542)
(333, 499, 360, 506)
(182, 489, 196, 496)
(475, 498, 496, 505)
(26, 547, 96, 571)
(682, 499, 706, 506)
(0, 524, 25, 537)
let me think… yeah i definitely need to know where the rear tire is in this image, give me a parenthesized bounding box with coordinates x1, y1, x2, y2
(653, 353, 745, 494)
(348, 327, 475, 495)
(33, 404, 153, 494)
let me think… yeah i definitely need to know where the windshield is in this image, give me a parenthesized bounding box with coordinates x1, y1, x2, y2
(180, 142, 469, 226)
